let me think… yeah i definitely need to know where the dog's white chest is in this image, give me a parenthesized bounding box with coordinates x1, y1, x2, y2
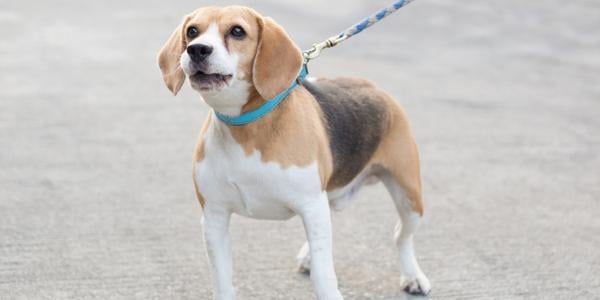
(195, 122, 323, 220)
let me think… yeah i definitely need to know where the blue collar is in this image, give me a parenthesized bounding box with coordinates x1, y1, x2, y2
(215, 64, 308, 126)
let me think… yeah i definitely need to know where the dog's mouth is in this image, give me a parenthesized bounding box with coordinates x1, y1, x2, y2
(189, 71, 233, 91)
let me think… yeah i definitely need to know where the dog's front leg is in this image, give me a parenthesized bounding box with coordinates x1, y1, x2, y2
(203, 205, 235, 300)
(298, 194, 343, 300)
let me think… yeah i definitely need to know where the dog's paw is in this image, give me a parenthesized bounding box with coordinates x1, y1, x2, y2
(296, 251, 311, 274)
(296, 261, 310, 274)
(401, 273, 431, 296)
(295, 243, 311, 274)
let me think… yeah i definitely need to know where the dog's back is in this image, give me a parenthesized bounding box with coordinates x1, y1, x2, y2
(303, 78, 389, 189)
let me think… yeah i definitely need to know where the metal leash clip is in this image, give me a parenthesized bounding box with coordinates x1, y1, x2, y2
(302, 34, 347, 63)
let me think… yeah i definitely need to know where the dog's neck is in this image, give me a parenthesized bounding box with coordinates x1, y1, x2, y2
(208, 85, 301, 138)
(204, 81, 290, 127)
(238, 86, 266, 115)
(199, 79, 255, 117)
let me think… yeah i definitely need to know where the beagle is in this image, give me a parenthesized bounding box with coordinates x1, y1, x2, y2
(158, 5, 430, 299)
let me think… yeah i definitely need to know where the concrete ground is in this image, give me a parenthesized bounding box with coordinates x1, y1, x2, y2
(1, 0, 599, 299)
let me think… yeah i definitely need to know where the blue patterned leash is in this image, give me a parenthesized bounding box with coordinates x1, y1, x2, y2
(303, 0, 416, 62)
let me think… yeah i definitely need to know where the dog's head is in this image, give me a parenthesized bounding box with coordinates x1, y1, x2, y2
(157, 6, 303, 115)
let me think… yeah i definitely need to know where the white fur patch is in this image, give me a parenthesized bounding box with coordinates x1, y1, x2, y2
(327, 167, 378, 211)
(200, 80, 250, 116)
(195, 121, 324, 220)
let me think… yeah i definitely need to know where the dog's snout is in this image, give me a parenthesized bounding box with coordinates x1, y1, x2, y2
(187, 44, 213, 62)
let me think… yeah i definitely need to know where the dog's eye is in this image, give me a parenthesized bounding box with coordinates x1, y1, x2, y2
(229, 26, 246, 39)
(186, 26, 199, 39)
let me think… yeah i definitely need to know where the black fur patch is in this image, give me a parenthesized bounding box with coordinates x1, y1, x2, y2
(303, 78, 388, 188)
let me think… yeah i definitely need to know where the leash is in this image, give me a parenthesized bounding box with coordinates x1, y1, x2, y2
(303, 0, 416, 62)
(216, 0, 417, 126)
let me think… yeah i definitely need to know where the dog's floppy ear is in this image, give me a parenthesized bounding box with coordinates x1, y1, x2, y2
(157, 15, 191, 95)
(252, 17, 303, 100)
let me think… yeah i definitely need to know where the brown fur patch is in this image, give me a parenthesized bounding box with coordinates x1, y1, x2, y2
(157, 15, 190, 95)
(227, 88, 333, 189)
(251, 16, 304, 100)
(368, 93, 424, 215)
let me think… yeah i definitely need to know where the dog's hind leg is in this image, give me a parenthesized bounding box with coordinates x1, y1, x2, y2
(380, 165, 431, 296)
(369, 99, 431, 295)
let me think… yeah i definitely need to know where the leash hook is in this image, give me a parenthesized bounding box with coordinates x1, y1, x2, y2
(302, 35, 347, 63)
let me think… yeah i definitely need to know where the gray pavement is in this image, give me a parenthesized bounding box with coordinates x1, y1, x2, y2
(1, 0, 599, 299)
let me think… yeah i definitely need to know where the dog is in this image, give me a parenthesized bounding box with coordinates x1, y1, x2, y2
(157, 5, 430, 299)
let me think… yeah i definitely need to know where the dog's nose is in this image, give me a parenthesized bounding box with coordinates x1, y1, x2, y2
(187, 44, 213, 62)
